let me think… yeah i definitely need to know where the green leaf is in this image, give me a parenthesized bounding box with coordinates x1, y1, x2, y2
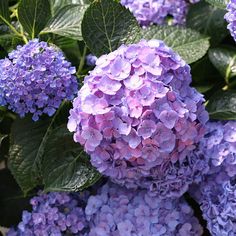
(206, 90, 236, 120)
(208, 47, 236, 83)
(41, 4, 88, 40)
(191, 56, 223, 93)
(142, 25, 210, 64)
(205, 0, 229, 9)
(8, 102, 74, 194)
(8, 116, 51, 193)
(187, 2, 228, 45)
(0, 0, 10, 24)
(81, 0, 141, 56)
(18, 0, 51, 38)
(49, 0, 90, 16)
(42, 125, 101, 192)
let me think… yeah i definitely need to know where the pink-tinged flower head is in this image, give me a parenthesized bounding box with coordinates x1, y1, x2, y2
(68, 40, 209, 198)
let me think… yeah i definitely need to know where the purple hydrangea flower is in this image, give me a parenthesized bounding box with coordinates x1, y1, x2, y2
(189, 167, 236, 236)
(225, 0, 236, 41)
(68, 40, 209, 198)
(86, 54, 98, 67)
(121, 0, 200, 27)
(0, 39, 78, 121)
(199, 121, 236, 178)
(86, 181, 203, 236)
(7, 192, 89, 236)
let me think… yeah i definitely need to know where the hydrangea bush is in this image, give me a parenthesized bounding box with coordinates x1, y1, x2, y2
(0, 0, 236, 235)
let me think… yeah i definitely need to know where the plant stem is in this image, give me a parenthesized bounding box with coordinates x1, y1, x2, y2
(76, 46, 87, 76)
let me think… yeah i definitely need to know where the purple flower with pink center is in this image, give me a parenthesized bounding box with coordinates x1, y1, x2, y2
(68, 39, 208, 198)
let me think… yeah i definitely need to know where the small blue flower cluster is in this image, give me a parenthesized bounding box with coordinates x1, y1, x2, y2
(121, 0, 200, 27)
(86, 54, 98, 67)
(7, 192, 89, 236)
(199, 121, 236, 177)
(8, 182, 203, 236)
(186, 120, 236, 235)
(86, 181, 203, 236)
(0, 39, 78, 121)
(225, 0, 236, 41)
(190, 166, 236, 236)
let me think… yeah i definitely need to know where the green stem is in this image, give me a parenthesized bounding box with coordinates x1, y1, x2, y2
(0, 15, 28, 44)
(76, 47, 87, 76)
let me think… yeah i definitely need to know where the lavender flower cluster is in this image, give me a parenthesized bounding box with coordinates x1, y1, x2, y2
(68, 39, 208, 197)
(86, 181, 203, 236)
(121, 0, 200, 27)
(0, 39, 78, 121)
(7, 192, 88, 236)
(225, 0, 236, 41)
(8, 182, 203, 236)
(199, 121, 236, 177)
(186, 120, 236, 235)
(190, 167, 236, 236)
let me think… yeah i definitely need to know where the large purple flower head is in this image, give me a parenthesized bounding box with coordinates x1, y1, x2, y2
(85, 181, 203, 236)
(68, 39, 208, 198)
(0, 39, 78, 121)
(120, 0, 200, 27)
(189, 167, 236, 236)
(199, 121, 236, 178)
(7, 191, 89, 236)
(225, 0, 236, 41)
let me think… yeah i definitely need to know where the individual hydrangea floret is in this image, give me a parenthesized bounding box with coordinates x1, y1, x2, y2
(225, 0, 236, 41)
(86, 181, 203, 236)
(189, 167, 236, 236)
(199, 121, 236, 177)
(68, 39, 209, 198)
(0, 39, 78, 121)
(7, 192, 89, 236)
(86, 54, 98, 67)
(121, 0, 200, 27)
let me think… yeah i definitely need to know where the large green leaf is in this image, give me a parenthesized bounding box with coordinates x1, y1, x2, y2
(206, 90, 236, 120)
(81, 0, 141, 56)
(49, 0, 90, 15)
(142, 26, 210, 64)
(187, 2, 228, 45)
(208, 47, 236, 83)
(42, 125, 101, 192)
(0, 0, 10, 25)
(191, 56, 223, 94)
(205, 0, 229, 9)
(8, 116, 51, 193)
(41, 4, 88, 40)
(18, 0, 51, 38)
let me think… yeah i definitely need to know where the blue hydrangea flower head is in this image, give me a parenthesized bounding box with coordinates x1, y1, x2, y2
(189, 167, 236, 236)
(225, 0, 236, 41)
(121, 0, 200, 27)
(68, 39, 209, 198)
(199, 120, 236, 178)
(0, 39, 78, 121)
(86, 181, 203, 236)
(7, 191, 89, 236)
